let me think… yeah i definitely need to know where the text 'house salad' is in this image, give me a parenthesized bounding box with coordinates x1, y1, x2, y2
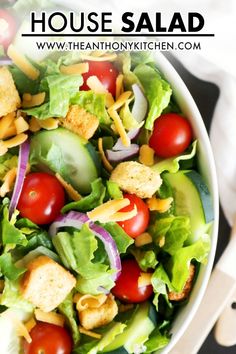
(0, 48, 214, 354)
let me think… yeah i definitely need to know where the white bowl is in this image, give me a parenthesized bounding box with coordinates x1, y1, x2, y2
(153, 52, 219, 353)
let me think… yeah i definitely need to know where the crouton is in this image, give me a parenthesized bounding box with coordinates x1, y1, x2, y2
(168, 264, 195, 301)
(21, 256, 76, 312)
(110, 161, 162, 199)
(78, 294, 118, 330)
(0, 67, 21, 117)
(60, 105, 99, 140)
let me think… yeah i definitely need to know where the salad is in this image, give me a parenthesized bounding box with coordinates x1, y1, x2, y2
(0, 48, 214, 354)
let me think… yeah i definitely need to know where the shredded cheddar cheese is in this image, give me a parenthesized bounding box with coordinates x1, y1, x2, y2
(86, 76, 115, 108)
(138, 272, 152, 288)
(22, 92, 46, 108)
(38, 118, 59, 130)
(158, 235, 165, 248)
(3, 124, 17, 139)
(105, 92, 115, 108)
(0, 112, 15, 139)
(79, 326, 102, 339)
(14, 116, 29, 134)
(108, 109, 130, 147)
(98, 137, 113, 172)
(29, 117, 41, 132)
(7, 44, 40, 80)
(109, 91, 132, 111)
(139, 144, 155, 166)
(34, 309, 65, 327)
(107, 206, 137, 222)
(0, 167, 17, 197)
(60, 62, 89, 75)
(86, 75, 108, 94)
(24, 317, 37, 332)
(115, 74, 124, 100)
(134, 232, 153, 247)
(147, 196, 173, 213)
(80, 52, 117, 62)
(56, 173, 81, 201)
(87, 198, 130, 222)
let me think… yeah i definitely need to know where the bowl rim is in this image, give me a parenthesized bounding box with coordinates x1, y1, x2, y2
(152, 51, 219, 354)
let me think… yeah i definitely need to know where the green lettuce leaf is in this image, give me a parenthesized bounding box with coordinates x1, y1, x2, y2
(168, 234, 210, 292)
(131, 51, 154, 67)
(0, 253, 26, 281)
(71, 91, 110, 125)
(23, 74, 82, 119)
(72, 341, 98, 354)
(58, 293, 80, 345)
(9, 64, 43, 95)
(151, 264, 173, 311)
(116, 52, 140, 89)
(131, 249, 158, 272)
(101, 222, 134, 254)
(87, 322, 127, 354)
(149, 216, 191, 255)
(144, 327, 170, 352)
(0, 278, 33, 312)
(1, 206, 27, 247)
(106, 181, 123, 200)
(0, 153, 18, 181)
(76, 271, 115, 295)
(53, 224, 115, 295)
(119, 99, 140, 130)
(152, 264, 172, 294)
(71, 225, 109, 278)
(152, 140, 197, 174)
(134, 64, 172, 130)
(62, 178, 106, 213)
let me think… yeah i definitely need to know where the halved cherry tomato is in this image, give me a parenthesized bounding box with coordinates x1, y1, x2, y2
(0, 9, 17, 49)
(118, 194, 150, 239)
(17, 172, 65, 225)
(112, 258, 153, 303)
(149, 113, 193, 158)
(23, 322, 72, 354)
(80, 61, 118, 96)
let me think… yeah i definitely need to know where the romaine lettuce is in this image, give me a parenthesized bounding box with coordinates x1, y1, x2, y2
(58, 293, 80, 345)
(152, 140, 197, 174)
(149, 215, 191, 255)
(71, 91, 111, 125)
(62, 178, 106, 213)
(134, 64, 172, 130)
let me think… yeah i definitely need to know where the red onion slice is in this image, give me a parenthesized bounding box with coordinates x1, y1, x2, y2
(112, 127, 141, 151)
(106, 144, 139, 162)
(131, 83, 148, 123)
(9, 140, 30, 217)
(49, 211, 121, 281)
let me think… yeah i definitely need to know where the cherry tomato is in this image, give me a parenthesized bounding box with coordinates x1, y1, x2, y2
(80, 61, 119, 96)
(149, 113, 193, 158)
(0, 9, 17, 49)
(118, 194, 149, 239)
(112, 258, 153, 303)
(17, 172, 65, 225)
(23, 322, 72, 354)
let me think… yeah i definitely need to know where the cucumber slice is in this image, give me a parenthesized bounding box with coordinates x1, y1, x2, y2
(30, 128, 100, 194)
(164, 170, 213, 243)
(103, 302, 156, 353)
